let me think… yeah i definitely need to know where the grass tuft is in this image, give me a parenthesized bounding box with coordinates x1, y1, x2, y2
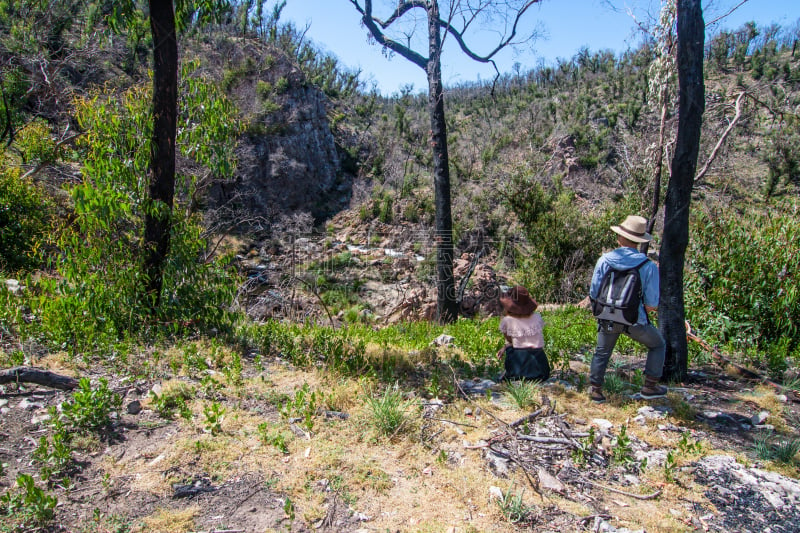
(364, 383, 415, 437)
(503, 379, 540, 409)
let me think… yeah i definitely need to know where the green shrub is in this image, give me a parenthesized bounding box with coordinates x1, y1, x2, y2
(0, 163, 53, 272)
(61, 378, 122, 430)
(32, 432, 72, 482)
(202, 401, 226, 435)
(504, 172, 643, 302)
(150, 383, 194, 421)
(258, 422, 291, 454)
(0, 474, 57, 527)
(541, 306, 596, 371)
(16, 71, 242, 355)
(686, 203, 800, 370)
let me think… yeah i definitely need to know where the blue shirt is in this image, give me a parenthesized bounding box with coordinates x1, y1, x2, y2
(589, 247, 659, 325)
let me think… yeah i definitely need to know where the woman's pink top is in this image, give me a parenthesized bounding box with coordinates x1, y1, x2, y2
(500, 313, 545, 349)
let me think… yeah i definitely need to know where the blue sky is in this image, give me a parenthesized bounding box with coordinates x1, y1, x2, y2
(281, 1, 800, 95)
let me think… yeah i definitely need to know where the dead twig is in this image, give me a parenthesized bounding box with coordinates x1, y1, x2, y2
(581, 477, 662, 501)
(509, 409, 543, 428)
(424, 416, 478, 428)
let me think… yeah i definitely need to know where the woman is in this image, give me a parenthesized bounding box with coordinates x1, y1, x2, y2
(496, 286, 550, 382)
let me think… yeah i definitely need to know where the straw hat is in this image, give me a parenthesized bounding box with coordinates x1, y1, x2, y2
(499, 286, 538, 316)
(611, 215, 652, 243)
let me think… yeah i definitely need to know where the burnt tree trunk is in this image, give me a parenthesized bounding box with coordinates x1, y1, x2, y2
(660, 0, 705, 382)
(0, 367, 79, 390)
(427, 2, 457, 324)
(143, 0, 178, 307)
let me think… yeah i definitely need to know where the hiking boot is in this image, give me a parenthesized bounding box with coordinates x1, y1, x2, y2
(589, 384, 606, 403)
(640, 376, 668, 399)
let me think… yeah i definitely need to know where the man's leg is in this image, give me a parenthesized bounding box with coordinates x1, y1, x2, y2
(626, 323, 666, 378)
(627, 323, 667, 398)
(590, 321, 623, 386)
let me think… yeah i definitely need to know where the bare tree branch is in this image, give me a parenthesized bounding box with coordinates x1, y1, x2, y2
(439, 0, 542, 64)
(705, 0, 750, 27)
(694, 91, 745, 184)
(352, 0, 428, 69)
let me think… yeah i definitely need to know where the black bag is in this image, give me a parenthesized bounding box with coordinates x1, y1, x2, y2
(591, 258, 650, 326)
(504, 347, 550, 382)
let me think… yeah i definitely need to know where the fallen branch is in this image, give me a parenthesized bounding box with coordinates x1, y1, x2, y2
(509, 409, 543, 428)
(188, 530, 245, 533)
(0, 367, 79, 390)
(516, 435, 575, 446)
(685, 322, 788, 393)
(581, 477, 662, 501)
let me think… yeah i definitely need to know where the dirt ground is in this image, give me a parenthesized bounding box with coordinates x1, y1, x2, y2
(1, 355, 799, 533)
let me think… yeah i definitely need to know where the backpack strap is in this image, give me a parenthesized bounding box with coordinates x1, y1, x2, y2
(635, 257, 651, 324)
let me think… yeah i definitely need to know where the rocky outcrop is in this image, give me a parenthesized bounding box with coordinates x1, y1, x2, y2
(205, 40, 354, 230)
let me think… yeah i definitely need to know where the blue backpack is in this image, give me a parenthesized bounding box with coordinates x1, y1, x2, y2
(591, 258, 650, 325)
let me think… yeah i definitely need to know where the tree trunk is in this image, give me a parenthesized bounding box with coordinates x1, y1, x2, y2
(0, 367, 79, 390)
(427, 2, 457, 324)
(643, 87, 669, 255)
(144, 0, 178, 308)
(660, 0, 704, 382)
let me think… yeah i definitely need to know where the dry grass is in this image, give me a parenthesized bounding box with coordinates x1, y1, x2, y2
(132, 506, 199, 533)
(81, 337, 800, 533)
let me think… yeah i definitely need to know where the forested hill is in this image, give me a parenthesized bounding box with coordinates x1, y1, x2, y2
(2, 2, 799, 354)
(2, 3, 800, 532)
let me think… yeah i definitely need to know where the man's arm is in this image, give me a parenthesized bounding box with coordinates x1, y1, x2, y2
(642, 262, 660, 311)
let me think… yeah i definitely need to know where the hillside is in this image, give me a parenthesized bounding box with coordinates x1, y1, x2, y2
(1, 2, 800, 532)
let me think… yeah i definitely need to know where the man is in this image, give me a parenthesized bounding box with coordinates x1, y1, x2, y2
(588, 215, 667, 403)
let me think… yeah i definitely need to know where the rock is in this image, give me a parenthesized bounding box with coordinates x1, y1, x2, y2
(432, 334, 455, 346)
(635, 449, 668, 466)
(18, 398, 43, 410)
(695, 454, 800, 529)
(751, 411, 770, 425)
(150, 383, 163, 397)
(591, 418, 614, 433)
(637, 406, 658, 417)
(537, 468, 565, 492)
(623, 474, 640, 486)
(487, 450, 510, 476)
(457, 378, 496, 396)
(31, 413, 51, 425)
(0, 399, 8, 408)
(776, 394, 788, 403)
(634, 406, 667, 425)
(489, 486, 504, 501)
(5, 278, 24, 294)
(126, 400, 142, 415)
